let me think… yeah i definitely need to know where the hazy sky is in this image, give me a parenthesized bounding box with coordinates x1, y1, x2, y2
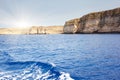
(0, 0, 120, 27)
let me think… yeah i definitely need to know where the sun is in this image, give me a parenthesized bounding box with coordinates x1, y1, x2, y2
(14, 20, 32, 28)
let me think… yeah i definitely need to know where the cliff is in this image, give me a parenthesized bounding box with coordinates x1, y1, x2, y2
(0, 27, 30, 34)
(0, 26, 63, 34)
(29, 26, 63, 34)
(64, 7, 120, 33)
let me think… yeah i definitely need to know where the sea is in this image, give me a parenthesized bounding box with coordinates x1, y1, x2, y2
(0, 34, 120, 80)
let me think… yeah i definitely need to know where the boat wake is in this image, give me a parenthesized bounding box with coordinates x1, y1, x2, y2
(0, 51, 74, 80)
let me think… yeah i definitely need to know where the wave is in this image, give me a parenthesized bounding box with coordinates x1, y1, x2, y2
(0, 51, 14, 62)
(0, 52, 74, 80)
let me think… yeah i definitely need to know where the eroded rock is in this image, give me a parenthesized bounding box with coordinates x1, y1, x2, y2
(64, 8, 120, 33)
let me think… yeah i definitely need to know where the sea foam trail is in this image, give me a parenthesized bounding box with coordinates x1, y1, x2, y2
(0, 62, 74, 80)
(0, 52, 74, 80)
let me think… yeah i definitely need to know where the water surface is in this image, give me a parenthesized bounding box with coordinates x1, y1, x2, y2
(0, 34, 120, 80)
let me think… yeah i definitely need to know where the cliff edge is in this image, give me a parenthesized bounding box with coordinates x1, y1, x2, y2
(64, 8, 120, 33)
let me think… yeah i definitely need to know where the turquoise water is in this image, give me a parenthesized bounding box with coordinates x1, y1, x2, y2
(0, 34, 120, 80)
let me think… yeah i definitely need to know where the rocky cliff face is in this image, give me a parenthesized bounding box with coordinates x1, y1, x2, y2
(64, 8, 120, 33)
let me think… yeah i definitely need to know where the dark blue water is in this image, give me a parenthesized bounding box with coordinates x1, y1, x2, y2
(0, 34, 120, 80)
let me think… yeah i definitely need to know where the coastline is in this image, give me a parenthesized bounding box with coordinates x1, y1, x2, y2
(0, 7, 120, 35)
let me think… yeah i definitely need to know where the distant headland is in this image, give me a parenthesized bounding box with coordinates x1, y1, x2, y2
(0, 26, 63, 34)
(0, 7, 120, 34)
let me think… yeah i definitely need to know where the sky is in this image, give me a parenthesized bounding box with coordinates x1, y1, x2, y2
(0, 0, 120, 27)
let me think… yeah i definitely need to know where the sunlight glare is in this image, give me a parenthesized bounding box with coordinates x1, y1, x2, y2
(14, 20, 32, 28)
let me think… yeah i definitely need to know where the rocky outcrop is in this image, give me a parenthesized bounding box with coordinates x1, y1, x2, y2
(64, 8, 120, 33)
(0, 26, 63, 34)
(29, 26, 63, 34)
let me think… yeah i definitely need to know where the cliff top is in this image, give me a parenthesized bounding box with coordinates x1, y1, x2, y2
(65, 7, 120, 25)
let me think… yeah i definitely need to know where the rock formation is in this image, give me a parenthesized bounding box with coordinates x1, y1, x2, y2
(29, 26, 63, 34)
(64, 7, 120, 33)
(0, 26, 63, 34)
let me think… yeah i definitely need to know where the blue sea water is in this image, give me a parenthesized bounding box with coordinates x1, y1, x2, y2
(0, 34, 120, 80)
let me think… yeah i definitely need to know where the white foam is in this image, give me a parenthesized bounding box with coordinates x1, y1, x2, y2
(49, 62, 56, 67)
(0, 63, 74, 80)
(59, 72, 74, 80)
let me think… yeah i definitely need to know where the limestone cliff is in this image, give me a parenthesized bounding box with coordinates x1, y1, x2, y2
(64, 7, 120, 33)
(0, 26, 63, 34)
(0, 27, 30, 34)
(29, 26, 63, 34)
